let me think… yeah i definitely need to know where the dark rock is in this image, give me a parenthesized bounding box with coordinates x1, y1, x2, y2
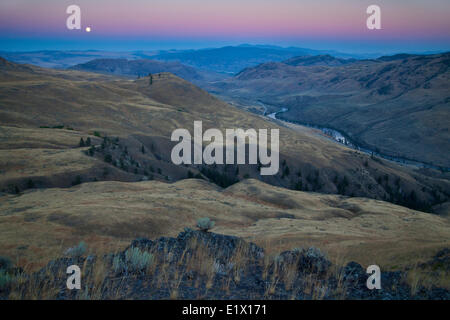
(4, 231, 449, 300)
(278, 247, 331, 276)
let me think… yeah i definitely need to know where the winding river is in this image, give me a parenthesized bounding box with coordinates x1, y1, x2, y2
(263, 104, 448, 171)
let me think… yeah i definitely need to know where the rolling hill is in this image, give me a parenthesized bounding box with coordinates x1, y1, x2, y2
(1, 178, 449, 273)
(282, 55, 357, 67)
(0, 50, 152, 69)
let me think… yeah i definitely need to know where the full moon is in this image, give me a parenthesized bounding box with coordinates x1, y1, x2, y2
(85, 27, 91, 32)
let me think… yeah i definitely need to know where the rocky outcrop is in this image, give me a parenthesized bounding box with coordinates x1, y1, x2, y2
(3, 230, 449, 300)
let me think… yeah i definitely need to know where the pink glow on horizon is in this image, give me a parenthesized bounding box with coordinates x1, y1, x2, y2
(0, 0, 449, 41)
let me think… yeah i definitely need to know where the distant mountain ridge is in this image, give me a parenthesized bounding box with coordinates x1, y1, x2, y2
(234, 54, 358, 77)
(0, 50, 151, 69)
(69, 58, 204, 82)
(2, 45, 445, 75)
(283, 54, 357, 66)
(152, 45, 363, 74)
(0, 45, 373, 73)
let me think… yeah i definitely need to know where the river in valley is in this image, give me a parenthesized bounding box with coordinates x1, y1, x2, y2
(263, 104, 448, 172)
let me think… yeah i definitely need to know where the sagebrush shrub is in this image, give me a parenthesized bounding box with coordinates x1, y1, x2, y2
(65, 241, 87, 257)
(0, 270, 12, 289)
(196, 217, 215, 232)
(113, 248, 154, 273)
(0, 256, 12, 271)
(125, 247, 153, 271)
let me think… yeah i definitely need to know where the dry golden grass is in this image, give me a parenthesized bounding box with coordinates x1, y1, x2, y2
(0, 178, 449, 274)
(402, 254, 450, 294)
(3, 223, 448, 299)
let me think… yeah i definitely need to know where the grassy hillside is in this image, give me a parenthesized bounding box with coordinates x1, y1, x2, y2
(1, 178, 449, 272)
(207, 53, 450, 168)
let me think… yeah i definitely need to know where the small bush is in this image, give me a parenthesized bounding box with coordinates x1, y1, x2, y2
(114, 248, 154, 273)
(0, 256, 12, 271)
(88, 146, 95, 156)
(126, 247, 153, 271)
(71, 175, 82, 186)
(196, 217, 215, 232)
(112, 255, 124, 273)
(65, 241, 87, 257)
(104, 154, 112, 163)
(27, 179, 35, 189)
(0, 270, 13, 289)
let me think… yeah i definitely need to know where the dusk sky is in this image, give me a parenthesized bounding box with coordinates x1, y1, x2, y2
(0, 0, 449, 53)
